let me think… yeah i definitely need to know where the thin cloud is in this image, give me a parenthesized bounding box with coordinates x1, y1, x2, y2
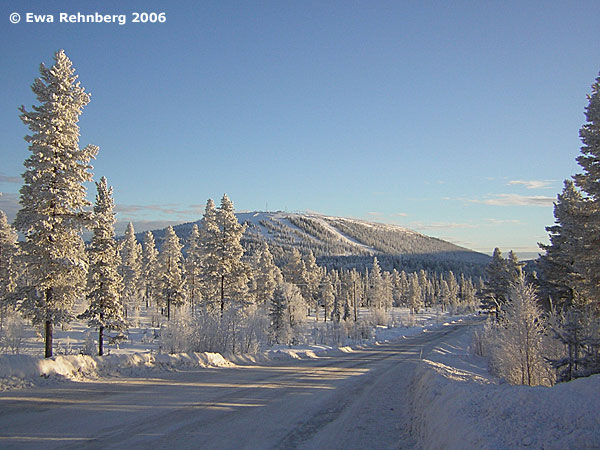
(484, 218, 524, 225)
(115, 203, 202, 219)
(115, 203, 202, 223)
(411, 221, 477, 230)
(0, 192, 19, 221)
(440, 237, 479, 248)
(0, 173, 21, 184)
(468, 194, 555, 207)
(508, 180, 554, 189)
(390, 212, 408, 218)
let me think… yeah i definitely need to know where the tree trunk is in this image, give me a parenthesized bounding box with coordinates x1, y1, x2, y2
(353, 282, 358, 322)
(44, 287, 53, 358)
(167, 292, 171, 321)
(220, 275, 225, 315)
(98, 325, 104, 356)
(45, 320, 53, 358)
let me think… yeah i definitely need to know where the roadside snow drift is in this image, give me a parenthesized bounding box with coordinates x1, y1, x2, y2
(0, 351, 232, 389)
(411, 330, 600, 449)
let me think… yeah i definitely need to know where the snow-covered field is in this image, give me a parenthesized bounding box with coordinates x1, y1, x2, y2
(0, 307, 465, 391)
(412, 326, 600, 449)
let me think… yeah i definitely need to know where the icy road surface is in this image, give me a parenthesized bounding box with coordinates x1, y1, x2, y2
(0, 321, 475, 449)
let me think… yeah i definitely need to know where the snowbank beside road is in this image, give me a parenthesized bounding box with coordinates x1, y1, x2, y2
(0, 315, 470, 390)
(0, 351, 233, 390)
(411, 329, 600, 449)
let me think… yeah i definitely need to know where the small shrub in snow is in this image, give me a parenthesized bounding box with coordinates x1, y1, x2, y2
(158, 306, 194, 354)
(157, 304, 269, 355)
(344, 319, 374, 343)
(367, 308, 388, 327)
(80, 331, 97, 356)
(399, 313, 417, 328)
(484, 280, 552, 386)
(0, 312, 26, 354)
(470, 319, 494, 357)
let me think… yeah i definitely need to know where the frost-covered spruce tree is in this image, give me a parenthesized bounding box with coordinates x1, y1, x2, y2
(381, 271, 393, 311)
(216, 194, 249, 312)
(79, 177, 126, 356)
(269, 284, 291, 345)
(445, 271, 460, 310)
(573, 74, 600, 306)
(185, 224, 203, 311)
(303, 251, 321, 313)
(141, 231, 159, 309)
(331, 285, 342, 324)
(538, 180, 586, 308)
(253, 243, 282, 306)
(200, 199, 220, 311)
(283, 248, 306, 287)
(459, 274, 477, 312)
(399, 271, 410, 306)
(119, 222, 142, 322)
(506, 251, 525, 288)
(285, 281, 306, 332)
(348, 268, 362, 321)
(391, 269, 402, 307)
(269, 282, 305, 345)
(0, 210, 19, 327)
(157, 226, 185, 320)
(408, 273, 423, 314)
(320, 272, 335, 322)
(480, 248, 510, 318)
(368, 257, 384, 310)
(439, 279, 451, 312)
(15, 50, 98, 358)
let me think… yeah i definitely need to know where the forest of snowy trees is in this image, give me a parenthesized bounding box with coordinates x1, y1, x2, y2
(0, 51, 484, 358)
(477, 74, 600, 386)
(1, 49, 599, 393)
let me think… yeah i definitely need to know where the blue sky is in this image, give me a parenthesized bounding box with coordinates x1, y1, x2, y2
(1, 1, 599, 257)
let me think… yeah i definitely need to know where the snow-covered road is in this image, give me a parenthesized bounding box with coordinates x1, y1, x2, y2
(0, 321, 475, 449)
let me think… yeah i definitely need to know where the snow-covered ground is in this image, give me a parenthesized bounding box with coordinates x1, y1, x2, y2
(0, 319, 474, 449)
(411, 326, 600, 449)
(0, 307, 466, 391)
(2, 314, 597, 449)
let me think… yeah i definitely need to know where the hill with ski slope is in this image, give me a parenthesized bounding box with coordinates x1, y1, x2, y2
(138, 211, 490, 276)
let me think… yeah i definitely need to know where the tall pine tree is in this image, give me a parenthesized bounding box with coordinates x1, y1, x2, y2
(79, 177, 126, 356)
(253, 243, 281, 306)
(573, 73, 600, 307)
(119, 222, 142, 322)
(200, 199, 220, 311)
(157, 226, 185, 320)
(185, 224, 203, 311)
(15, 50, 97, 357)
(141, 231, 159, 310)
(538, 180, 586, 308)
(216, 194, 249, 313)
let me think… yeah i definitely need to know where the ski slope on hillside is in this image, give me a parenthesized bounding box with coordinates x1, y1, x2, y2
(304, 214, 377, 253)
(237, 211, 377, 254)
